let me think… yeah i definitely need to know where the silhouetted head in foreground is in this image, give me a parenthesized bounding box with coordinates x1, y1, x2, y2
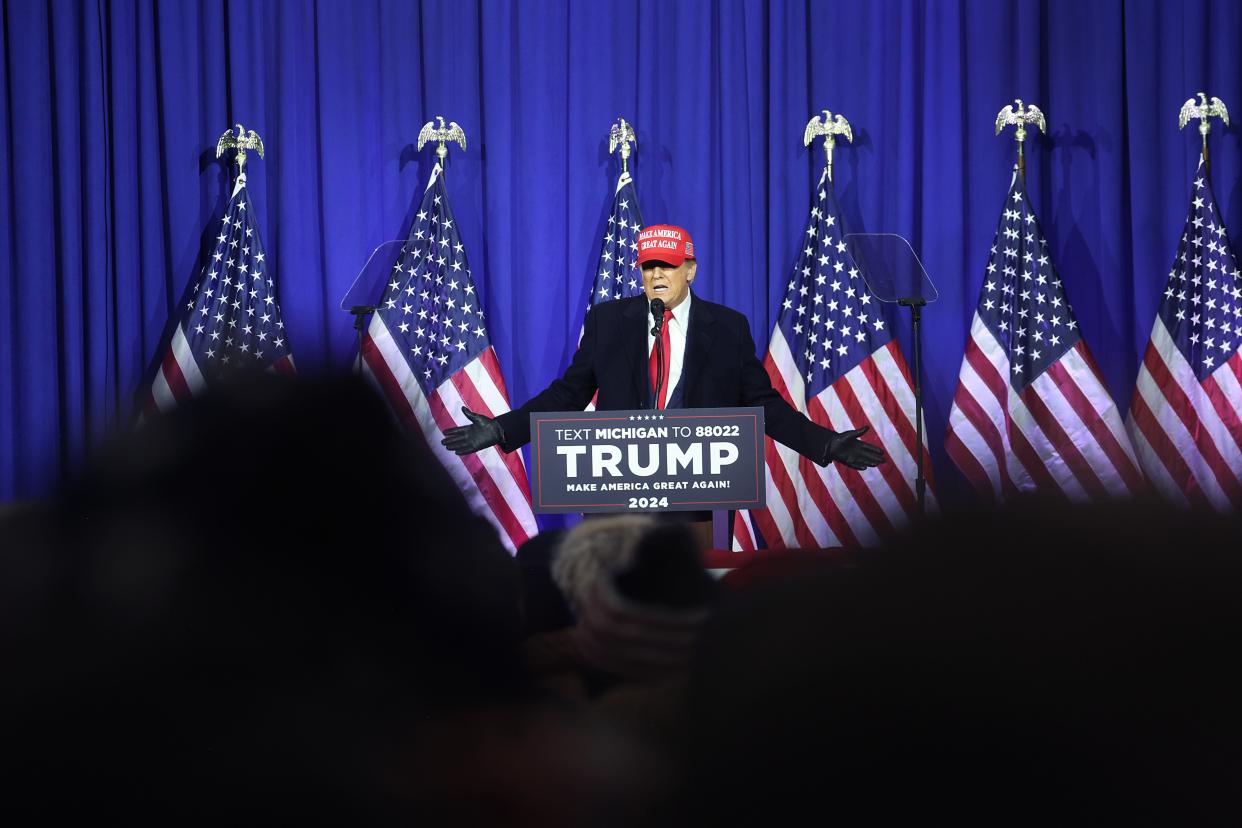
(688, 497, 1242, 825)
(0, 373, 523, 820)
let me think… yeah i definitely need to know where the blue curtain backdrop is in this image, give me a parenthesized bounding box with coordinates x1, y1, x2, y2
(3, 0, 1242, 514)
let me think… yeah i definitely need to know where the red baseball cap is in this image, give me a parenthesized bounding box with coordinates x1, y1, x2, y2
(637, 224, 696, 265)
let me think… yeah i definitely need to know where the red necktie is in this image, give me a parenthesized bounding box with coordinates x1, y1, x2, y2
(648, 309, 674, 409)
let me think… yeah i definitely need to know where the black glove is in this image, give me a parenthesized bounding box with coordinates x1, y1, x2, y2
(441, 406, 504, 455)
(822, 426, 886, 470)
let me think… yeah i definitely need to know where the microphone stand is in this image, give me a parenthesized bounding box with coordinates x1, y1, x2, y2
(349, 305, 379, 377)
(897, 297, 927, 515)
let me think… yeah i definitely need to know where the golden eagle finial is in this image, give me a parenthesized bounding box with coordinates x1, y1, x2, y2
(995, 100, 1046, 184)
(216, 124, 265, 177)
(609, 117, 637, 174)
(1178, 92, 1230, 175)
(803, 109, 853, 182)
(417, 116, 467, 165)
(994, 99, 1046, 139)
(1179, 92, 1229, 130)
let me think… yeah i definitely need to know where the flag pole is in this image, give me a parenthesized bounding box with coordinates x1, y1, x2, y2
(1179, 92, 1230, 178)
(804, 109, 853, 184)
(995, 99, 1046, 186)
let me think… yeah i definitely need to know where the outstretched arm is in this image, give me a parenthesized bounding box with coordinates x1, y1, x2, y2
(489, 304, 604, 451)
(737, 322, 885, 469)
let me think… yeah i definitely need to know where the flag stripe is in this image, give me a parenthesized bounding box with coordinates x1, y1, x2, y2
(763, 342, 832, 547)
(1227, 351, 1242, 389)
(952, 317, 1126, 502)
(948, 325, 1025, 498)
(808, 393, 892, 544)
(149, 361, 179, 415)
(436, 376, 534, 549)
(1203, 370, 1242, 459)
(1127, 385, 1208, 509)
(361, 328, 421, 432)
(818, 382, 903, 534)
(364, 320, 529, 551)
(964, 327, 1010, 409)
(1005, 386, 1077, 498)
(838, 365, 920, 516)
(864, 344, 935, 491)
(948, 383, 1011, 498)
(962, 326, 1039, 494)
(879, 347, 940, 495)
(944, 423, 998, 500)
(732, 509, 757, 551)
(171, 324, 208, 397)
(763, 437, 823, 548)
(450, 362, 536, 513)
(272, 354, 297, 376)
(1064, 343, 1143, 478)
(1045, 351, 1145, 493)
(466, 351, 537, 503)
(1143, 330, 1242, 503)
(766, 333, 871, 547)
(1019, 380, 1111, 500)
(1132, 356, 1226, 508)
(768, 355, 859, 546)
(748, 488, 789, 547)
(1151, 321, 1242, 494)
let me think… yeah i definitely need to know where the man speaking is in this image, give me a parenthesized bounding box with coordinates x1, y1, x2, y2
(442, 224, 884, 471)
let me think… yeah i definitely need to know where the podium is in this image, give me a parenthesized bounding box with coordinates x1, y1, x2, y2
(529, 407, 766, 549)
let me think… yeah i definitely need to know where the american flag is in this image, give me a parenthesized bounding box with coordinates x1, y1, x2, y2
(945, 171, 1144, 500)
(589, 170, 645, 307)
(581, 170, 644, 410)
(1126, 161, 1242, 509)
(733, 169, 935, 550)
(141, 175, 295, 419)
(360, 163, 538, 552)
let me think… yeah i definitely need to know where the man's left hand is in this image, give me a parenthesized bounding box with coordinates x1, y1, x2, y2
(823, 426, 886, 470)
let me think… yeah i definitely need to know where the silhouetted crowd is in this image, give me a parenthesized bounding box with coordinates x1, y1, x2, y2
(2, 373, 1239, 824)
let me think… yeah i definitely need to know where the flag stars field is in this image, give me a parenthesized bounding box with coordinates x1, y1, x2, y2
(590, 176, 644, 307)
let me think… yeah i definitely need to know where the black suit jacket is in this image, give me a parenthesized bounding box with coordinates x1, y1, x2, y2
(496, 293, 834, 462)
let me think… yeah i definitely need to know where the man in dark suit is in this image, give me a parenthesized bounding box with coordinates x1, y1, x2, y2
(443, 224, 883, 471)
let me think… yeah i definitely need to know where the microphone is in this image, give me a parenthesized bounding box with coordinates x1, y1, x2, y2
(650, 298, 666, 409)
(650, 298, 666, 336)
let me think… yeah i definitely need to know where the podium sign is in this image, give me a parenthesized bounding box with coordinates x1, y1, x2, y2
(530, 407, 766, 514)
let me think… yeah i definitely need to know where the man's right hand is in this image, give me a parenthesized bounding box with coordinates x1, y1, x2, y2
(441, 406, 504, 455)
(823, 426, 886, 470)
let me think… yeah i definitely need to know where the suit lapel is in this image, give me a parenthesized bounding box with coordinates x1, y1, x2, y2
(621, 297, 649, 407)
(682, 294, 715, 407)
